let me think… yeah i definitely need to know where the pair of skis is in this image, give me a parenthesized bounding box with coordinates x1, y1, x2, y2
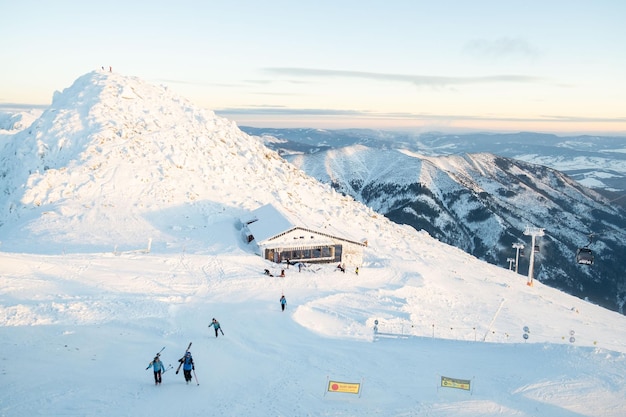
(175, 342, 199, 385)
(145, 346, 166, 370)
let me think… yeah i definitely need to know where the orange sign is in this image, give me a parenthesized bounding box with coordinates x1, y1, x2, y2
(327, 380, 361, 394)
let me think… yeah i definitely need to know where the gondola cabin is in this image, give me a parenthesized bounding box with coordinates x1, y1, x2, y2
(576, 247, 594, 265)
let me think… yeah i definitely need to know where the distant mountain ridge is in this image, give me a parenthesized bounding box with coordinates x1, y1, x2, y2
(243, 128, 626, 315)
(241, 127, 626, 200)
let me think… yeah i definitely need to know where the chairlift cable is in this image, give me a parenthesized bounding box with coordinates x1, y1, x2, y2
(606, 193, 626, 203)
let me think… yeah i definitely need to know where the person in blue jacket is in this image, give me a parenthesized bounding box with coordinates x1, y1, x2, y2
(178, 351, 194, 384)
(146, 354, 165, 385)
(280, 295, 287, 312)
(208, 318, 223, 338)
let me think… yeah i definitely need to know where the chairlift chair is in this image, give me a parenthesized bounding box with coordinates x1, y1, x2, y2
(533, 244, 540, 253)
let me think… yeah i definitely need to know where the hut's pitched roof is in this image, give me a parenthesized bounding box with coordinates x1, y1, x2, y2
(243, 203, 297, 244)
(243, 203, 365, 247)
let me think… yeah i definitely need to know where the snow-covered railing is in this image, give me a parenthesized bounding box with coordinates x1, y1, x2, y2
(371, 318, 604, 348)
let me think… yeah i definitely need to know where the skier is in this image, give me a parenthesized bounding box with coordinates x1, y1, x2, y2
(177, 351, 195, 384)
(146, 354, 165, 385)
(208, 318, 223, 337)
(280, 295, 287, 312)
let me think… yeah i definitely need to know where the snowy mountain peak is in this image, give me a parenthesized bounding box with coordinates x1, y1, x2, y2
(0, 71, 368, 251)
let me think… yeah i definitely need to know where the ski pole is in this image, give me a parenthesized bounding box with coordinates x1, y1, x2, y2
(193, 369, 199, 386)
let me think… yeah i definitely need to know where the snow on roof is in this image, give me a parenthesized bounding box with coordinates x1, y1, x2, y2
(243, 203, 297, 244)
(244, 203, 365, 246)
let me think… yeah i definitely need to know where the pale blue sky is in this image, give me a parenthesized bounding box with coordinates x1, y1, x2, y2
(1, 0, 625, 134)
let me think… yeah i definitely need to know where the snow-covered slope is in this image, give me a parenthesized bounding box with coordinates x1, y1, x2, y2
(243, 127, 626, 194)
(1, 72, 626, 417)
(286, 145, 626, 315)
(0, 109, 41, 133)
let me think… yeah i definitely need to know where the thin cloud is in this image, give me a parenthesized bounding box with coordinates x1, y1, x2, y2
(463, 37, 540, 60)
(216, 106, 626, 124)
(0, 103, 49, 111)
(156, 79, 250, 88)
(218, 107, 366, 117)
(263, 67, 545, 87)
(539, 114, 626, 123)
(249, 92, 309, 96)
